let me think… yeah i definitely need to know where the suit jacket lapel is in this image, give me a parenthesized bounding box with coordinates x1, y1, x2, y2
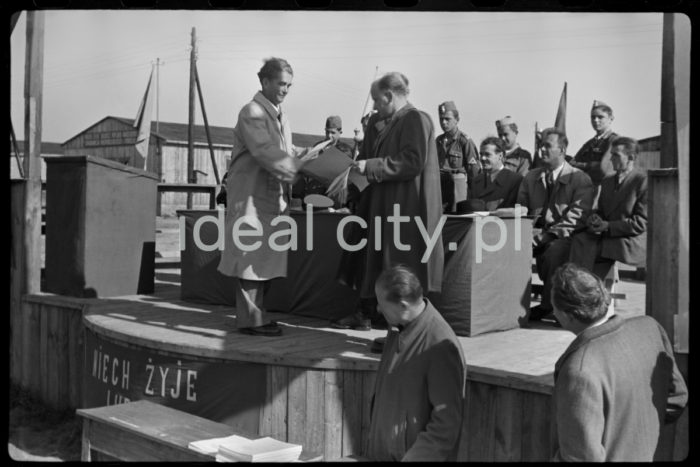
(253, 92, 288, 151)
(604, 170, 637, 214)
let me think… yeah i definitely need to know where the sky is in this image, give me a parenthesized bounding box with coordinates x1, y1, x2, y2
(10, 10, 664, 155)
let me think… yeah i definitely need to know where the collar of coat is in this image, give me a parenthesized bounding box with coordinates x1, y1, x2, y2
(554, 314, 623, 379)
(391, 298, 434, 353)
(536, 160, 576, 187)
(253, 91, 282, 121)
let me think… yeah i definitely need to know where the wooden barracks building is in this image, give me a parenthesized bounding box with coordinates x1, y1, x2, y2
(58, 116, 351, 215)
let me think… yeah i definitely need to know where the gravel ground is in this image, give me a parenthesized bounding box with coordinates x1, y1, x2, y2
(8, 385, 82, 462)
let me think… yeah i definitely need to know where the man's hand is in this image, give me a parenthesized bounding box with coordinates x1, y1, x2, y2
(533, 230, 556, 249)
(586, 213, 608, 233)
(589, 219, 609, 234)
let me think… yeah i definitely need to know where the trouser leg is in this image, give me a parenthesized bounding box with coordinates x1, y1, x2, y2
(536, 237, 572, 310)
(568, 231, 602, 274)
(234, 278, 270, 329)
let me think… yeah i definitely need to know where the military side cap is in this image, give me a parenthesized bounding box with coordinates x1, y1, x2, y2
(325, 115, 342, 130)
(438, 101, 458, 115)
(591, 99, 610, 110)
(495, 115, 515, 130)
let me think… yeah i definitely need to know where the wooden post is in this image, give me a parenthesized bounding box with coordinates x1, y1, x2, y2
(186, 27, 197, 209)
(194, 63, 221, 185)
(23, 10, 45, 295)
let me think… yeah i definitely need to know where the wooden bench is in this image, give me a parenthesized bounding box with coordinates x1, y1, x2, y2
(76, 400, 321, 462)
(157, 183, 219, 215)
(531, 260, 627, 300)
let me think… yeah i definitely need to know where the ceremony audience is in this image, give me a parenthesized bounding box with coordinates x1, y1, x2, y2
(436, 101, 481, 213)
(218, 57, 313, 337)
(333, 72, 444, 331)
(569, 136, 647, 276)
(366, 265, 466, 461)
(496, 116, 531, 176)
(550, 262, 688, 461)
(516, 127, 594, 322)
(570, 100, 618, 186)
(467, 136, 523, 211)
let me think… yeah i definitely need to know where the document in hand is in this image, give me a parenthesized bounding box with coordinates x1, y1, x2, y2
(299, 138, 334, 163)
(217, 436, 303, 462)
(300, 144, 355, 185)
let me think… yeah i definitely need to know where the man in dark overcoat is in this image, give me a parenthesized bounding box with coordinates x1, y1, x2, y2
(333, 72, 444, 330)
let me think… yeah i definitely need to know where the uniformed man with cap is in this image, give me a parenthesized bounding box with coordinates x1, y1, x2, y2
(496, 115, 532, 177)
(292, 115, 355, 204)
(571, 100, 618, 186)
(436, 101, 481, 213)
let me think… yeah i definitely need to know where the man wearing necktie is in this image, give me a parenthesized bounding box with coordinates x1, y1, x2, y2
(468, 136, 523, 211)
(218, 57, 314, 337)
(517, 127, 594, 322)
(569, 136, 648, 277)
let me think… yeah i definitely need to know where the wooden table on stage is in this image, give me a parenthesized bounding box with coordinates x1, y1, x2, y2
(177, 210, 532, 336)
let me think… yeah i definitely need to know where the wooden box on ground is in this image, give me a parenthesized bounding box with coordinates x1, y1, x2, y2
(44, 155, 158, 297)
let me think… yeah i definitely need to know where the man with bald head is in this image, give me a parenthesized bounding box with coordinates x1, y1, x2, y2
(334, 72, 444, 331)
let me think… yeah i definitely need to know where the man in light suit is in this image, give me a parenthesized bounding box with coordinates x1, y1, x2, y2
(218, 57, 313, 337)
(569, 136, 647, 276)
(516, 127, 594, 321)
(468, 136, 523, 211)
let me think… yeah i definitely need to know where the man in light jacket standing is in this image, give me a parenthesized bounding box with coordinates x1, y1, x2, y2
(218, 57, 312, 337)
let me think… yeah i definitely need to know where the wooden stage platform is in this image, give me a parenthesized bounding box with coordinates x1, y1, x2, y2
(25, 269, 575, 461)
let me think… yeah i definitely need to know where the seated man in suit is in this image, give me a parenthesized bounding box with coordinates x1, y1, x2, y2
(569, 136, 647, 277)
(516, 127, 595, 321)
(468, 136, 523, 211)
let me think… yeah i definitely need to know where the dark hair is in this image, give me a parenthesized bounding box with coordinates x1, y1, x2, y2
(376, 265, 423, 304)
(540, 127, 568, 151)
(610, 136, 639, 160)
(480, 136, 505, 154)
(257, 57, 293, 84)
(375, 72, 410, 97)
(591, 104, 614, 117)
(551, 263, 610, 324)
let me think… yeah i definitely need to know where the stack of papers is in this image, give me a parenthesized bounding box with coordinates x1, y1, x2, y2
(215, 436, 303, 463)
(188, 434, 251, 456)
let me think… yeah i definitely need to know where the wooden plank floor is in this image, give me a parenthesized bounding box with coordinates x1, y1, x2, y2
(76, 268, 575, 393)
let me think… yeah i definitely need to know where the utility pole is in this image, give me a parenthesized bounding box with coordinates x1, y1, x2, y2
(22, 10, 45, 295)
(187, 28, 197, 209)
(154, 57, 164, 135)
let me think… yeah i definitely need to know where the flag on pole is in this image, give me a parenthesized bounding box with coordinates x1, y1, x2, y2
(134, 66, 155, 170)
(554, 81, 567, 134)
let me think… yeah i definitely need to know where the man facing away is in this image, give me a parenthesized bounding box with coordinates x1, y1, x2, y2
(516, 127, 594, 322)
(366, 265, 466, 462)
(569, 136, 647, 277)
(436, 101, 481, 212)
(550, 262, 688, 461)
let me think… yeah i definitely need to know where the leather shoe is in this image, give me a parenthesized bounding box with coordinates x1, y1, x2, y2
(330, 312, 371, 331)
(529, 305, 551, 322)
(239, 321, 283, 337)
